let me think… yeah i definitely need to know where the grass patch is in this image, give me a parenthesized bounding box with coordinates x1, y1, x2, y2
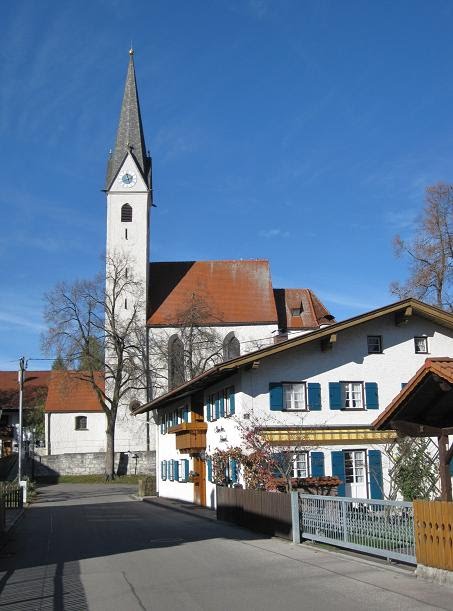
(36, 474, 151, 485)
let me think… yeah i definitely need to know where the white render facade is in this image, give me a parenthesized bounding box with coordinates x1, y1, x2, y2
(45, 412, 107, 455)
(151, 304, 453, 507)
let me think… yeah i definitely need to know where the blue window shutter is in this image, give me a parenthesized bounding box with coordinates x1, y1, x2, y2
(307, 383, 321, 410)
(365, 382, 379, 409)
(207, 458, 213, 482)
(215, 394, 220, 419)
(206, 399, 211, 422)
(310, 452, 325, 477)
(230, 459, 238, 483)
(161, 460, 167, 480)
(329, 383, 342, 410)
(167, 460, 171, 480)
(269, 383, 283, 411)
(368, 450, 383, 499)
(449, 457, 453, 477)
(160, 422, 165, 435)
(229, 388, 235, 415)
(219, 394, 225, 418)
(331, 451, 346, 496)
(174, 460, 180, 482)
(182, 459, 189, 482)
(182, 406, 189, 423)
(272, 452, 284, 477)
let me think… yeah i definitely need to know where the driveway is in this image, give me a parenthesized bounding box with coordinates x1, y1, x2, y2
(1, 484, 452, 610)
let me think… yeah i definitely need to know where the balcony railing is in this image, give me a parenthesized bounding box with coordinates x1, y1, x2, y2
(167, 422, 207, 453)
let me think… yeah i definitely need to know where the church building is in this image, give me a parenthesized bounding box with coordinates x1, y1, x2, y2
(100, 49, 334, 461)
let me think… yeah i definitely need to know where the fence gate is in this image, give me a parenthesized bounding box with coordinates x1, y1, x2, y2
(298, 494, 415, 564)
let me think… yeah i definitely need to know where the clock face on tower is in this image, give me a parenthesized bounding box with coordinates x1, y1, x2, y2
(120, 171, 137, 188)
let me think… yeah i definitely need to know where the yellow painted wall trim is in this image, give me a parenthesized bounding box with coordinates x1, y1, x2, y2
(262, 427, 397, 446)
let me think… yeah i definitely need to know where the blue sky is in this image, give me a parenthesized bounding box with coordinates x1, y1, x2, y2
(1, 0, 453, 370)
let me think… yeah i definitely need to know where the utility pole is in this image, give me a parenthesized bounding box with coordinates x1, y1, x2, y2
(18, 357, 26, 483)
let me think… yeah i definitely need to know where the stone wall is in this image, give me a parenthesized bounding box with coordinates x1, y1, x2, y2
(31, 450, 155, 478)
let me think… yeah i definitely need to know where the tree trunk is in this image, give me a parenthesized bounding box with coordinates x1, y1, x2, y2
(105, 418, 116, 480)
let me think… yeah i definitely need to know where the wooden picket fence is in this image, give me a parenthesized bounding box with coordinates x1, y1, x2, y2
(413, 500, 453, 571)
(216, 486, 292, 539)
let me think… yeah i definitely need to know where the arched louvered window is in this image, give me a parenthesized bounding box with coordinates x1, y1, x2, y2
(168, 335, 185, 390)
(223, 332, 240, 361)
(121, 203, 133, 222)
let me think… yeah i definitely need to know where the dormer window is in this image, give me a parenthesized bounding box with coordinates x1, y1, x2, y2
(291, 307, 303, 317)
(121, 204, 133, 222)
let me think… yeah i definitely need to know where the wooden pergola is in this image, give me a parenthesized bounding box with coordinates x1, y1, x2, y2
(373, 358, 453, 501)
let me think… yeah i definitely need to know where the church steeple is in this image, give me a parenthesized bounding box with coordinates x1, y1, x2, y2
(106, 49, 151, 190)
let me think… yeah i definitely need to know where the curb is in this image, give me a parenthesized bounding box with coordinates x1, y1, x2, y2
(142, 497, 217, 522)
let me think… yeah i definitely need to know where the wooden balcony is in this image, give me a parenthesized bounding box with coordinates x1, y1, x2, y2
(167, 422, 207, 453)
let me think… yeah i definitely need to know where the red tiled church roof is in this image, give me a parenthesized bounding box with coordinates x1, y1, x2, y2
(148, 260, 278, 326)
(147, 260, 335, 328)
(45, 371, 104, 413)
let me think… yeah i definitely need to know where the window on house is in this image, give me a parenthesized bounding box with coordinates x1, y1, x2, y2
(283, 383, 306, 410)
(344, 450, 366, 484)
(224, 386, 235, 417)
(367, 335, 382, 354)
(168, 335, 185, 390)
(293, 453, 309, 478)
(125, 228, 128, 239)
(291, 307, 303, 317)
(414, 336, 428, 354)
(223, 333, 240, 361)
(121, 203, 133, 222)
(341, 382, 363, 409)
(75, 416, 87, 430)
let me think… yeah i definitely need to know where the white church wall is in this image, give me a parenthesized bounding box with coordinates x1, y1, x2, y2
(48, 412, 107, 455)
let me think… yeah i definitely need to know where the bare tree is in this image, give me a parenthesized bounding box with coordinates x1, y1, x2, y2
(148, 293, 225, 394)
(42, 254, 147, 478)
(390, 182, 453, 310)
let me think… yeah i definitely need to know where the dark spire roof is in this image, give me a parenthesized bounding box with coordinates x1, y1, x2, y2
(106, 49, 151, 190)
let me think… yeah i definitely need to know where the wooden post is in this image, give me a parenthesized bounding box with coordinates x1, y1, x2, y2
(438, 434, 452, 501)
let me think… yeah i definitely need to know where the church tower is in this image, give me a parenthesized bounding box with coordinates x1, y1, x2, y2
(105, 49, 152, 452)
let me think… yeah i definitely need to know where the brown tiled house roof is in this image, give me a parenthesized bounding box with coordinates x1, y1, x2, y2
(273, 288, 335, 330)
(45, 371, 104, 413)
(0, 371, 50, 410)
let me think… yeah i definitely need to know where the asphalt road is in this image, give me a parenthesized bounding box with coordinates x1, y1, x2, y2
(1, 484, 453, 611)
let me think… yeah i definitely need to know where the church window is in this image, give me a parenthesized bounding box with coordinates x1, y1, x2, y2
(125, 228, 128, 240)
(125, 298, 128, 310)
(168, 335, 185, 390)
(223, 332, 240, 361)
(75, 416, 87, 430)
(121, 203, 133, 222)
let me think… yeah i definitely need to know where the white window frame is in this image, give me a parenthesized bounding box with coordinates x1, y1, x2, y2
(414, 336, 428, 354)
(343, 450, 366, 484)
(292, 452, 309, 478)
(283, 382, 306, 411)
(208, 394, 217, 421)
(341, 381, 364, 409)
(367, 335, 382, 354)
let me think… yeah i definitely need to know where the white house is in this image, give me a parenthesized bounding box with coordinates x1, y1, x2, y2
(134, 299, 453, 507)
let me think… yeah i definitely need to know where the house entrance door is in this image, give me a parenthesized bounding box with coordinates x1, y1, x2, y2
(193, 456, 206, 506)
(344, 450, 367, 498)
